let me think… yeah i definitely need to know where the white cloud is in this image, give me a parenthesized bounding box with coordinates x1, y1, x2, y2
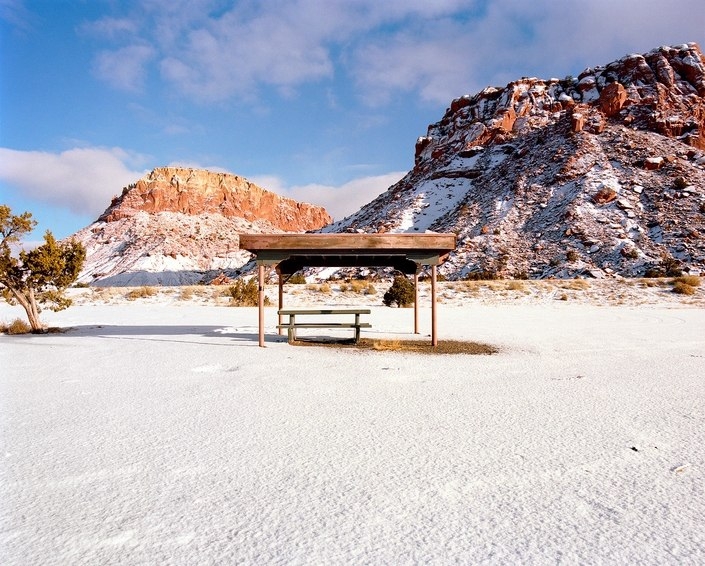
(0, 147, 147, 218)
(85, 1, 486, 103)
(84, 0, 705, 105)
(93, 44, 156, 92)
(250, 172, 406, 221)
(79, 16, 138, 39)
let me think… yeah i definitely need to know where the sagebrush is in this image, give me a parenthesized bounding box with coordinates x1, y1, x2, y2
(228, 279, 270, 306)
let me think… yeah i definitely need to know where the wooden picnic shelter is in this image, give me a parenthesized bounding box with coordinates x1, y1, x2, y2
(238, 233, 457, 347)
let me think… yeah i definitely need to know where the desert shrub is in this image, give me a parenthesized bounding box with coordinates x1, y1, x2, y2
(506, 280, 526, 291)
(3, 318, 32, 334)
(339, 282, 351, 292)
(622, 247, 639, 259)
(179, 287, 194, 301)
(672, 275, 700, 287)
(566, 250, 579, 262)
(288, 273, 307, 284)
(464, 270, 499, 281)
(671, 281, 696, 295)
(644, 255, 683, 278)
(673, 176, 689, 190)
(227, 279, 269, 306)
(418, 272, 447, 282)
(662, 256, 683, 277)
(383, 275, 415, 307)
(319, 283, 332, 294)
(125, 286, 157, 300)
(561, 279, 590, 291)
(348, 280, 375, 294)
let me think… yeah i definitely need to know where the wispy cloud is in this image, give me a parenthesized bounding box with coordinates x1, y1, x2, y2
(93, 44, 156, 93)
(251, 172, 405, 221)
(81, 0, 704, 106)
(0, 147, 148, 218)
(0, 144, 400, 225)
(78, 16, 138, 39)
(0, 0, 34, 33)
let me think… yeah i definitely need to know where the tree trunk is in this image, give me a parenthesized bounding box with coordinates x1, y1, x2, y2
(9, 286, 45, 332)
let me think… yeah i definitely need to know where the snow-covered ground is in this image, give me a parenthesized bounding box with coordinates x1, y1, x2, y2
(1, 285, 704, 564)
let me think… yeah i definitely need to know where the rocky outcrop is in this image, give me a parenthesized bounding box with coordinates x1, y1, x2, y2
(101, 167, 332, 232)
(327, 43, 705, 279)
(72, 167, 332, 285)
(412, 43, 705, 166)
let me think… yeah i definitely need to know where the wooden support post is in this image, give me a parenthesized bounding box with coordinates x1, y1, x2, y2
(278, 270, 284, 336)
(258, 264, 265, 347)
(431, 265, 438, 347)
(414, 271, 420, 334)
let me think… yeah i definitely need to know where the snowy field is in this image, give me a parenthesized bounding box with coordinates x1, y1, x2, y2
(1, 284, 704, 564)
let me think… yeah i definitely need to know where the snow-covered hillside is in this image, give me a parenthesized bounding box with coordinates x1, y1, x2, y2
(325, 43, 705, 279)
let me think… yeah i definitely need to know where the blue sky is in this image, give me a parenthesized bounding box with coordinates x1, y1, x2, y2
(1, 0, 704, 240)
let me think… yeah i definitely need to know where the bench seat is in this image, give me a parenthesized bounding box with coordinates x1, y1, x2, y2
(276, 322, 372, 329)
(277, 308, 371, 343)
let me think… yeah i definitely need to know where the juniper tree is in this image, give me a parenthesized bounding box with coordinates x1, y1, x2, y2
(383, 274, 415, 307)
(0, 205, 86, 332)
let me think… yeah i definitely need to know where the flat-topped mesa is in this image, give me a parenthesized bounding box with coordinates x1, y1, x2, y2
(100, 167, 332, 232)
(415, 42, 705, 165)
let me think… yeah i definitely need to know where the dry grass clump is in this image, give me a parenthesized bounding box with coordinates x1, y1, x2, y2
(91, 287, 122, 302)
(671, 282, 696, 295)
(2, 318, 32, 334)
(179, 287, 195, 301)
(341, 280, 376, 295)
(125, 286, 157, 300)
(559, 279, 590, 291)
(672, 275, 701, 287)
(371, 339, 403, 351)
(303, 283, 332, 294)
(506, 280, 526, 291)
(670, 275, 700, 295)
(293, 337, 498, 355)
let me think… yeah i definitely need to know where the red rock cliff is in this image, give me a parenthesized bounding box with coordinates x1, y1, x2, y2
(100, 167, 332, 232)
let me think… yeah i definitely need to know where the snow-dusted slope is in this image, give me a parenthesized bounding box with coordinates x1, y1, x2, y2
(325, 43, 705, 279)
(71, 167, 331, 286)
(73, 212, 274, 286)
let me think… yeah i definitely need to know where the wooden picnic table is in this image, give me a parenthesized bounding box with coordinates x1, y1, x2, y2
(277, 308, 371, 344)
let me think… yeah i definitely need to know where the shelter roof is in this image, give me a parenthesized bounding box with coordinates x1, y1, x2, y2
(239, 233, 456, 275)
